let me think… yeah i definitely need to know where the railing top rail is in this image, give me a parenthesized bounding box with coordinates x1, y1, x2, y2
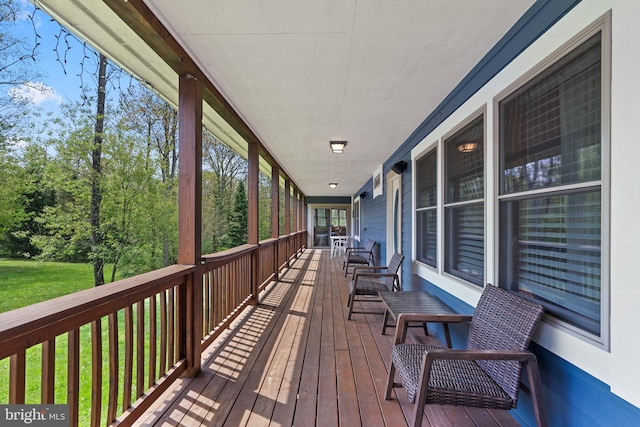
(0, 264, 194, 359)
(259, 237, 278, 245)
(202, 243, 258, 266)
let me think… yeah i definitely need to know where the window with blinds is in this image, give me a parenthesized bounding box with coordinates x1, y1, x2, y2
(498, 31, 602, 336)
(444, 115, 484, 285)
(416, 149, 437, 267)
(353, 198, 360, 239)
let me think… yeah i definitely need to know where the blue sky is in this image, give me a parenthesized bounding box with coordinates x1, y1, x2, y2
(9, 1, 97, 115)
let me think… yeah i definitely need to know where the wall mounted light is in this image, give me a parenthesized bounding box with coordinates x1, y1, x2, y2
(329, 182, 338, 189)
(391, 160, 407, 174)
(457, 142, 479, 153)
(330, 140, 347, 154)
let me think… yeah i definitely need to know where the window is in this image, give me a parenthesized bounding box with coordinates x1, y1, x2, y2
(444, 116, 484, 285)
(313, 208, 329, 246)
(331, 208, 348, 235)
(353, 198, 360, 239)
(498, 32, 603, 336)
(416, 149, 437, 267)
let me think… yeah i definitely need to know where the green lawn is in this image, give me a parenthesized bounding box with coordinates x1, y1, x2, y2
(0, 258, 113, 313)
(0, 259, 152, 426)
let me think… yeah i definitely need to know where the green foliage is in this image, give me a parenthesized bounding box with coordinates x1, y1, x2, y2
(201, 132, 247, 253)
(258, 172, 272, 241)
(227, 180, 248, 247)
(0, 146, 29, 248)
(0, 6, 248, 277)
(0, 143, 55, 257)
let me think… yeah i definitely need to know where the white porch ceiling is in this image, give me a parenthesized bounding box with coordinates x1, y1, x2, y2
(38, 0, 535, 197)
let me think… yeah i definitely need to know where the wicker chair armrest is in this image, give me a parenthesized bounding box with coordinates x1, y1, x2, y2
(422, 348, 536, 363)
(346, 248, 372, 254)
(352, 265, 388, 274)
(354, 272, 397, 280)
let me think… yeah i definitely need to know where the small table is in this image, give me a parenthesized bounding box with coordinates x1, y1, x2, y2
(379, 291, 473, 348)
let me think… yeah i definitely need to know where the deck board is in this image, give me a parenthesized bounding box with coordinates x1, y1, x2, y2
(135, 249, 520, 427)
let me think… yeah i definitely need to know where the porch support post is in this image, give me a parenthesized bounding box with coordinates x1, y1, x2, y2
(284, 179, 291, 266)
(271, 165, 280, 279)
(302, 197, 307, 248)
(293, 189, 299, 257)
(248, 141, 259, 304)
(178, 74, 202, 376)
(293, 189, 299, 232)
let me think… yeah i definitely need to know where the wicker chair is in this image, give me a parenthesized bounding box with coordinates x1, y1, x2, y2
(384, 284, 547, 427)
(347, 252, 404, 320)
(342, 239, 377, 277)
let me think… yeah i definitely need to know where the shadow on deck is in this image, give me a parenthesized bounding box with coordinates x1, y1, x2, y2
(134, 249, 520, 427)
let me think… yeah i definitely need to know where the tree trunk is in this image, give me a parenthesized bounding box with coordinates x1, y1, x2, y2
(91, 53, 108, 286)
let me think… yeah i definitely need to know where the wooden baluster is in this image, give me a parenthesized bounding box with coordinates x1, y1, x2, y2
(136, 300, 145, 398)
(107, 312, 119, 424)
(160, 290, 168, 374)
(91, 319, 102, 427)
(175, 283, 184, 361)
(68, 328, 80, 427)
(123, 305, 133, 412)
(9, 350, 26, 404)
(204, 270, 209, 331)
(41, 339, 56, 404)
(149, 294, 157, 388)
(168, 287, 175, 365)
(215, 268, 221, 326)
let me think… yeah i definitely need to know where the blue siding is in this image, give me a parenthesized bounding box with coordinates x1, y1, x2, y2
(351, 0, 640, 425)
(356, 181, 386, 265)
(408, 288, 640, 426)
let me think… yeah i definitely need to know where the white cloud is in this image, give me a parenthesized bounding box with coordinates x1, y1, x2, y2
(8, 82, 64, 106)
(9, 138, 28, 149)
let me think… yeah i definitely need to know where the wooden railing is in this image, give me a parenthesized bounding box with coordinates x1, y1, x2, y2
(200, 232, 306, 349)
(0, 231, 306, 426)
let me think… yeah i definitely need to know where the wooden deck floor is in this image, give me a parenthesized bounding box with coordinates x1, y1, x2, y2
(135, 249, 520, 427)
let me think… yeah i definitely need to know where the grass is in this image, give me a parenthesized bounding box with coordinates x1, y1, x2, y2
(0, 258, 116, 313)
(0, 259, 158, 426)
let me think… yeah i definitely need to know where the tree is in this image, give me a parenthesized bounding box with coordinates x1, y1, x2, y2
(0, 142, 54, 257)
(29, 103, 96, 262)
(118, 84, 178, 266)
(100, 128, 158, 280)
(258, 172, 272, 241)
(0, 144, 28, 253)
(0, 1, 45, 253)
(0, 1, 40, 142)
(90, 53, 108, 285)
(227, 180, 247, 247)
(202, 132, 246, 253)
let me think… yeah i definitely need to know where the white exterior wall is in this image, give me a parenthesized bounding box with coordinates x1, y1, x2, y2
(411, 0, 640, 408)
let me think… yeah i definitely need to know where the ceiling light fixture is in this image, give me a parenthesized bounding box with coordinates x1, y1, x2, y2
(457, 142, 479, 153)
(330, 140, 347, 154)
(329, 182, 338, 189)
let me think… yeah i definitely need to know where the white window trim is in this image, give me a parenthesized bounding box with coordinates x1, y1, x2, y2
(411, 12, 611, 351)
(372, 164, 383, 199)
(352, 196, 361, 242)
(492, 13, 610, 350)
(441, 108, 487, 288)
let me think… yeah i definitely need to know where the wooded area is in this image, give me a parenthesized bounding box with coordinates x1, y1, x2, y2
(0, 1, 279, 284)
